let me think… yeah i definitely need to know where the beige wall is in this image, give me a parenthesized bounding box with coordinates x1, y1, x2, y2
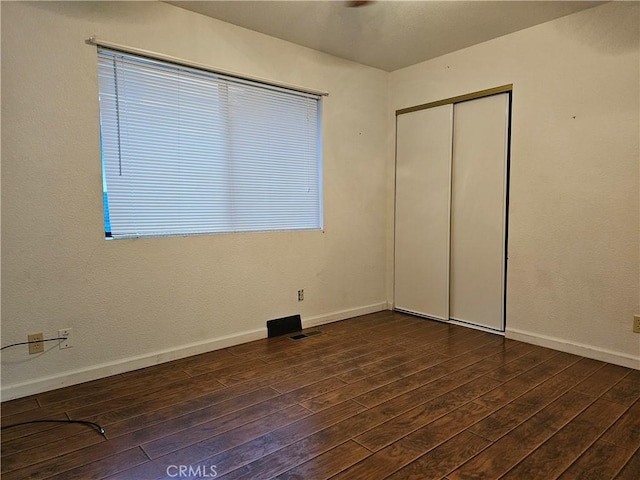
(1, 1, 390, 399)
(389, 1, 640, 367)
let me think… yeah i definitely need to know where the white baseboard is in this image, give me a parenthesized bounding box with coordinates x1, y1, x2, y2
(303, 302, 390, 329)
(1, 302, 391, 401)
(506, 328, 640, 370)
(1, 328, 267, 402)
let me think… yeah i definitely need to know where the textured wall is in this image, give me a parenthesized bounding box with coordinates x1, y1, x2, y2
(389, 2, 640, 366)
(1, 1, 389, 398)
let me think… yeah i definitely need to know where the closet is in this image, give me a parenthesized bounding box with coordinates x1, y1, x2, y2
(394, 87, 511, 332)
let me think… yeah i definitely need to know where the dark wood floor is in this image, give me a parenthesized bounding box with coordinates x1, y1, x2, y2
(2, 311, 639, 479)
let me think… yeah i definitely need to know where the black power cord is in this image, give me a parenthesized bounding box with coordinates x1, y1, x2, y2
(1, 338, 106, 437)
(1, 419, 106, 437)
(1, 337, 67, 351)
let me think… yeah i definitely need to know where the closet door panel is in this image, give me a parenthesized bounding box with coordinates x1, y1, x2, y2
(450, 93, 508, 330)
(394, 105, 453, 319)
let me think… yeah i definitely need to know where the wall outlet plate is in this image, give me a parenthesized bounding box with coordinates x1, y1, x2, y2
(28, 333, 44, 354)
(58, 328, 73, 349)
(633, 315, 640, 334)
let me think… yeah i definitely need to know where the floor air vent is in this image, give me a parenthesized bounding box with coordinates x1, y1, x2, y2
(289, 331, 323, 341)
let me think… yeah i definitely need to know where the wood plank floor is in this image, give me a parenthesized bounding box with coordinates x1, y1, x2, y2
(2, 311, 639, 479)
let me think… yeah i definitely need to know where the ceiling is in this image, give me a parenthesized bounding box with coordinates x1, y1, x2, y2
(166, 1, 604, 71)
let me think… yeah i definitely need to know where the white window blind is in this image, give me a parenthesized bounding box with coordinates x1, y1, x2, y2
(97, 48, 322, 239)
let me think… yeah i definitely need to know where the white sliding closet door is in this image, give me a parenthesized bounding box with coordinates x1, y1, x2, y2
(449, 93, 509, 331)
(395, 104, 453, 320)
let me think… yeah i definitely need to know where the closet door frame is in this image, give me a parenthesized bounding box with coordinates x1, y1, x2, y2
(393, 84, 513, 333)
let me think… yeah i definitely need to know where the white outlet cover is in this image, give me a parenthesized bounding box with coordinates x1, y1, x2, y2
(58, 328, 73, 349)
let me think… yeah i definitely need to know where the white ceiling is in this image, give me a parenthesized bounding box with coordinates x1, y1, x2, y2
(166, 0, 604, 71)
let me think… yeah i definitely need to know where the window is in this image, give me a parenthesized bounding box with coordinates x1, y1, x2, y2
(97, 48, 322, 239)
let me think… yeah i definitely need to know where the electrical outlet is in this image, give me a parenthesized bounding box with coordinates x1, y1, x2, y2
(634, 315, 640, 334)
(58, 328, 73, 349)
(297, 289, 304, 302)
(28, 333, 44, 354)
